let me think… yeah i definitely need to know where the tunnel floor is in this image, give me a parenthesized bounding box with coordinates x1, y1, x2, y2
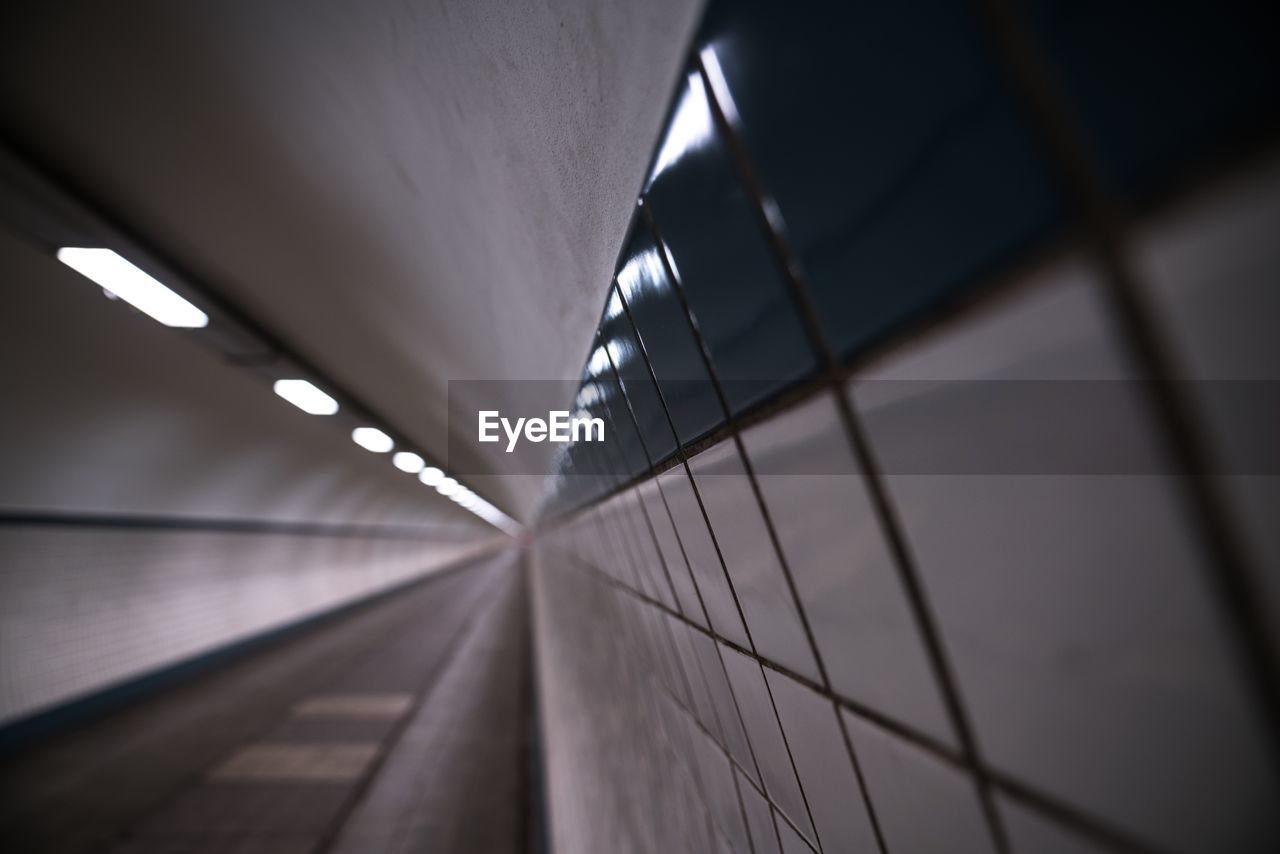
(0, 549, 533, 854)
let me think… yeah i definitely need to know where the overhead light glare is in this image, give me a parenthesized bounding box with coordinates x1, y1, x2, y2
(57, 247, 208, 328)
(352, 427, 394, 453)
(648, 73, 714, 184)
(273, 379, 339, 415)
(436, 477, 460, 497)
(466, 497, 522, 536)
(392, 451, 425, 473)
(419, 466, 445, 486)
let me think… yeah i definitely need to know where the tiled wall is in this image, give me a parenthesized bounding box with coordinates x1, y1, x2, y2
(0, 526, 486, 725)
(533, 2, 1279, 853)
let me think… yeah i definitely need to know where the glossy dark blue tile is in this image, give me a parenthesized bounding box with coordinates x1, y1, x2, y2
(1026, 0, 1279, 198)
(644, 70, 817, 415)
(615, 221, 725, 445)
(592, 355, 649, 479)
(698, 0, 1063, 362)
(571, 373, 623, 498)
(600, 284, 679, 465)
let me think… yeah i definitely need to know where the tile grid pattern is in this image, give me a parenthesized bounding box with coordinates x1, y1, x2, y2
(681, 51, 1012, 853)
(536, 2, 1280, 853)
(974, 0, 1280, 742)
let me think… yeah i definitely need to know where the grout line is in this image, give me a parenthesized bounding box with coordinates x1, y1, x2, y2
(550, 542, 1170, 854)
(614, 259, 763, 669)
(730, 766, 762, 854)
(693, 49, 1012, 854)
(638, 200, 835, 695)
(610, 280, 717, 634)
(643, 621, 816, 854)
(604, 277, 783, 793)
(538, 223, 1092, 528)
(607, 280, 745, 640)
(609, 567, 749, 852)
(600, 324, 687, 615)
(973, 0, 1280, 760)
(597, 365, 746, 760)
(637, 200, 832, 850)
(612, 275, 772, 791)
(560, 542, 960, 757)
(539, 15, 1280, 854)
(588, 394, 660, 600)
(654, 592, 731, 750)
(594, 389, 682, 611)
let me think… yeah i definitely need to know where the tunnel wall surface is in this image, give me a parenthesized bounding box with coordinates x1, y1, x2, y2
(0, 527, 482, 725)
(0, 224, 492, 728)
(532, 2, 1280, 853)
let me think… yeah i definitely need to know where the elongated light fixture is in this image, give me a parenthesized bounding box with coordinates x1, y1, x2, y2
(352, 427, 393, 453)
(392, 451, 424, 473)
(57, 247, 208, 328)
(273, 379, 339, 415)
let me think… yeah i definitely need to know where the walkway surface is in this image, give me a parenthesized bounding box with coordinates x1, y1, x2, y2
(0, 548, 534, 854)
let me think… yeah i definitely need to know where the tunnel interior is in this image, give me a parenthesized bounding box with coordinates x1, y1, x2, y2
(2, 1, 1279, 854)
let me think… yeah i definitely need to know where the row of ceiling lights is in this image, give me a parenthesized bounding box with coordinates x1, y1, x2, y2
(55, 246, 519, 535)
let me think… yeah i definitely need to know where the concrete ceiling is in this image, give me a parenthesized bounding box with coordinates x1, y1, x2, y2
(0, 224, 491, 538)
(0, 0, 702, 521)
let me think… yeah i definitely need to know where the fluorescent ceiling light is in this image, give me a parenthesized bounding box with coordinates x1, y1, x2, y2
(466, 497, 522, 536)
(436, 477, 459, 497)
(392, 452, 424, 473)
(273, 379, 339, 415)
(352, 427, 393, 453)
(57, 248, 208, 328)
(419, 466, 444, 486)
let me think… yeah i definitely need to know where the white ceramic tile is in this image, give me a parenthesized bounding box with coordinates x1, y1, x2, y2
(666, 615, 723, 741)
(639, 478, 706, 623)
(579, 507, 617, 579)
(737, 769, 780, 854)
(641, 605, 687, 707)
(688, 440, 821, 681)
(659, 467, 750, 648)
(764, 670, 880, 853)
(692, 630, 757, 782)
(998, 797, 1118, 854)
(851, 260, 1280, 854)
(615, 492, 667, 605)
(742, 391, 958, 746)
(719, 644, 816, 845)
(777, 813, 816, 854)
(622, 487, 678, 609)
(600, 498, 649, 595)
(844, 711, 997, 854)
(1134, 158, 1280, 657)
(694, 725, 753, 854)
